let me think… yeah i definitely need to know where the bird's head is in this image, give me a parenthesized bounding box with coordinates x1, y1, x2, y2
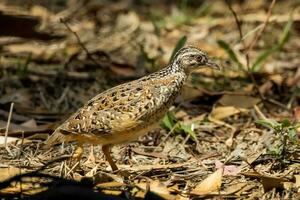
(173, 46, 220, 73)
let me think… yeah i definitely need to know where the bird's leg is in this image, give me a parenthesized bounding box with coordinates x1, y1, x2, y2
(102, 145, 118, 171)
(69, 143, 84, 167)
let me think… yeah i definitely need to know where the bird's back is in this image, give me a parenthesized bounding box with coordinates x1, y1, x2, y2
(45, 67, 187, 147)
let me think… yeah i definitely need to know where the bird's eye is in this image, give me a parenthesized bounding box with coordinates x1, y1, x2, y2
(197, 55, 204, 62)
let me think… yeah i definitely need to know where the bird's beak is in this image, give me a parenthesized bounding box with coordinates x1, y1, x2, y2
(205, 59, 221, 70)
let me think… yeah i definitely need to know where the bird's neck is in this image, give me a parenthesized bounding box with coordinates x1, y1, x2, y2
(165, 60, 185, 74)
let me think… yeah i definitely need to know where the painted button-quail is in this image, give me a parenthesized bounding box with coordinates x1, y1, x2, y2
(44, 46, 220, 171)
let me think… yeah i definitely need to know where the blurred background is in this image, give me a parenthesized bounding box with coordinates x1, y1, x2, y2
(0, 0, 299, 199)
(0, 0, 299, 116)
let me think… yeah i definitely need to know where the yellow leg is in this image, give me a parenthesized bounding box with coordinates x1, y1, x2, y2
(102, 145, 118, 171)
(70, 143, 84, 166)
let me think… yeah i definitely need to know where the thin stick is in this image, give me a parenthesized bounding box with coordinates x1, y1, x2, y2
(246, 0, 276, 53)
(4, 102, 14, 155)
(60, 18, 104, 68)
(254, 105, 267, 120)
(225, 0, 245, 46)
(244, 0, 276, 107)
(224, 0, 277, 109)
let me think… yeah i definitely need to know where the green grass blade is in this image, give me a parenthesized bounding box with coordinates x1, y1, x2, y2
(278, 15, 293, 49)
(170, 35, 187, 62)
(217, 40, 243, 68)
(180, 123, 197, 142)
(251, 16, 293, 72)
(162, 111, 176, 130)
(251, 47, 276, 72)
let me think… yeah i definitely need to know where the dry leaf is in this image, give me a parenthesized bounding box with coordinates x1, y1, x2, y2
(241, 171, 290, 192)
(218, 94, 261, 109)
(224, 182, 247, 195)
(215, 160, 240, 176)
(210, 106, 247, 120)
(269, 74, 283, 85)
(0, 167, 25, 182)
(137, 180, 176, 200)
(191, 169, 223, 195)
(21, 119, 37, 128)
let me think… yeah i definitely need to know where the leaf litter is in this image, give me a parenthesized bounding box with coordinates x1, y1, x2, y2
(0, 0, 299, 199)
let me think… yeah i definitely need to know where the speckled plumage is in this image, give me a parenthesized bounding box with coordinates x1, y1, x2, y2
(44, 46, 220, 171)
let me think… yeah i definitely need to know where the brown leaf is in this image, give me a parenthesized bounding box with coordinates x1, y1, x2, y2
(0, 167, 25, 182)
(241, 171, 290, 192)
(269, 74, 283, 86)
(223, 182, 248, 195)
(20, 119, 37, 128)
(191, 169, 223, 196)
(218, 94, 261, 109)
(137, 180, 176, 200)
(215, 160, 240, 176)
(210, 106, 247, 120)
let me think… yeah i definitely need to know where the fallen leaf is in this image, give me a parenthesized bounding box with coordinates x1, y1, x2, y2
(137, 180, 176, 200)
(235, 183, 257, 196)
(215, 160, 240, 176)
(209, 106, 247, 120)
(269, 74, 283, 85)
(191, 169, 223, 196)
(223, 182, 248, 195)
(218, 94, 261, 109)
(241, 171, 290, 192)
(0, 167, 25, 182)
(21, 119, 37, 128)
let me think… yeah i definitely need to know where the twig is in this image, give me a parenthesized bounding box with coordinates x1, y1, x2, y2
(225, 0, 245, 46)
(18, 131, 24, 197)
(254, 105, 267, 120)
(246, 0, 276, 53)
(224, 0, 277, 110)
(4, 102, 14, 156)
(60, 18, 104, 68)
(56, 86, 69, 106)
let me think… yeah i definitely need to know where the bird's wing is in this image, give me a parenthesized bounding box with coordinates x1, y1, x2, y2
(64, 72, 183, 134)
(44, 72, 184, 147)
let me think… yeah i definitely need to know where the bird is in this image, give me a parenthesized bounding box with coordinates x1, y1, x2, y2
(44, 46, 220, 171)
